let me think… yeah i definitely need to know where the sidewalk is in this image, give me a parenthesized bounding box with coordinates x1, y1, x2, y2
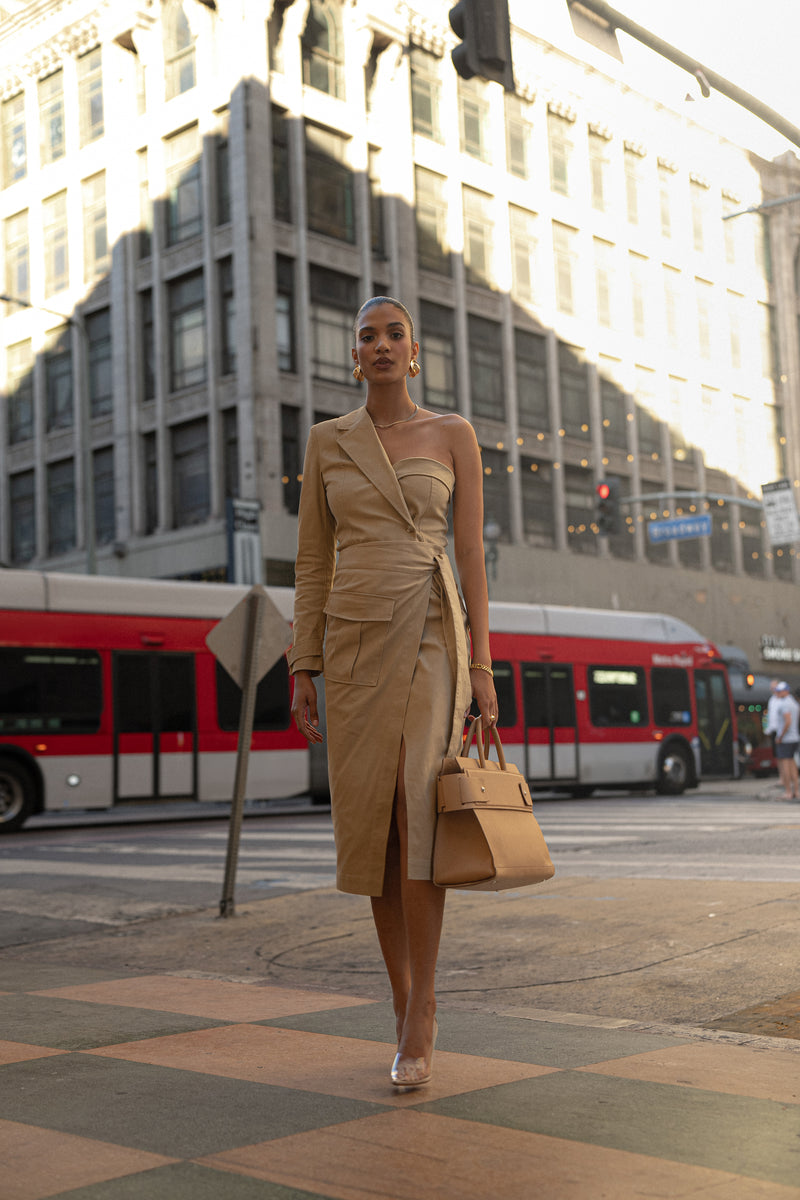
(2, 960, 799, 1198)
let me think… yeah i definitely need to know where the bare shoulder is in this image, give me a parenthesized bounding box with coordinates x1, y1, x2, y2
(419, 410, 478, 447)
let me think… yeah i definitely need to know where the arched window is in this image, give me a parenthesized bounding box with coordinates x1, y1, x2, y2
(164, 0, 196, 99)
(302, 0, 344, 99)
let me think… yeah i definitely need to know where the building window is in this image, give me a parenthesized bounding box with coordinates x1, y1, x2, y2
(410, 46, 443, 142)
(309, 265, 358, 385)
(521, 459, 554, 547)
(276, 255, 295, 372)
(138, 149, 152, 258)
(39, 71, 65, 165)
(45, 327, 73, 431)
(222, 408, 239, 499)
(172, 418, 210, 527)
(272, 107, 292, 223)
(663, 265, 681, 351)
(42, 191, 68, 295)
(624, 148, 643, 225)
(164, 0, 196, 99)
(168, 270, 206, 391)
(47, 459, 76, 556)
(143, 430, 158, 533)
(419, 301, 456, 411)
(463, 186, 494, 288)
(281, 405, 302, 514)
(369, 146, 385, 257)
(695, 278, 713, 360)
(690, 179, 708, 253)
(82, 172, 109, 282)
(215, 117, 231, 226)
(93, 446, 115, 545)
(459, 77, 491, 162)
(564, 465, 596, 555)
(630, 252, 648, 339)
(658, 163, 674, 237)
(305, 123, 354, 243)
(86, 308, 112, 417)
(140, 289, 155, 401)
(506, 94, 532, 178)
(469, 315, 504, 421)
(758, 302, 779, 383)
(10, 470, 35, 563)
(415, 166, 450, 276)
(302, 0, 344, 99)
(755, 213, 773, 283)
(599, 361, 628, 452)
(589, 131, 610, 211)
(515, 329, 549, 431)
(218, 257, 235, 376)
(77, 47, 103, 145)
(552, 221, 577, 315)
(668, 376, 690, 464)
(728, 291, 744, 370)
(165, 125, 202, 245)
(547, 111, 572, 196)
(2, 93, 26, 184)
(6, 340, 34, 444)
(558, 343, 590, 440)
(510, 205, 536, 303)
(634, 367, 662, 460)
(594, 238, 614, 329)
(481, 447, 510, 541)
(4, 209, 29, 302)
(722, 195, 739, 265)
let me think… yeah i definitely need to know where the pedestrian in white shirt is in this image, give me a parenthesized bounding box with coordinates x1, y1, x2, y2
(772, 682, 800, 800)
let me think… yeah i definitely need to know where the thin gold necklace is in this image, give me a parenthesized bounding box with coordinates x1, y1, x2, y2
(370, 403, 419, 429)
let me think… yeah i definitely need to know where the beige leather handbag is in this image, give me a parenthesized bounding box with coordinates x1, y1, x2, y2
(434, 718, 555, 891)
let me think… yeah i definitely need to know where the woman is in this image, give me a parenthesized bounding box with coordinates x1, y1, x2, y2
(289, 296, 498, 1088)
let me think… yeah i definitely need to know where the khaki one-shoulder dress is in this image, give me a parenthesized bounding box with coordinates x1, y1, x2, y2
(288, 406, 473, 896)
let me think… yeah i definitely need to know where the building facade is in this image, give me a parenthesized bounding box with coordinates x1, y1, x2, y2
(2, 0, 800, 672)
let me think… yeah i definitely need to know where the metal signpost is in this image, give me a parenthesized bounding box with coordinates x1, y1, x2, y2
(206, 585, 292, 917)
(227, 498, 263, 585)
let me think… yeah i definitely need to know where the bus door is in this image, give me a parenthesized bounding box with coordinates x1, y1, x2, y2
(113, 652, 197, 801)
(694, 668, 735, 776)
(523, 663, 578, 783)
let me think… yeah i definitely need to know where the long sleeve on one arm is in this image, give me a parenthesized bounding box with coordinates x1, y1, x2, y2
(287, 427, 336, 676)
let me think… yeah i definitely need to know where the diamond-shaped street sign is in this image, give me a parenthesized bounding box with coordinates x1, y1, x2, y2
(205, 584, 292, 688)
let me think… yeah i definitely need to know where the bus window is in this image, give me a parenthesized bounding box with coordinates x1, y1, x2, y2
(216, 658, 291, 731)
(651, 667, 692, 726)
(0, 648, 102, 734)
(589, 665, 648, 727)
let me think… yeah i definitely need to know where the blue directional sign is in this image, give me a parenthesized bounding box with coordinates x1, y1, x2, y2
(648, 514, 712, 543)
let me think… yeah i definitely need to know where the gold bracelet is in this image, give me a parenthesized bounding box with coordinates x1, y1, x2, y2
(469, 662, 494, 677)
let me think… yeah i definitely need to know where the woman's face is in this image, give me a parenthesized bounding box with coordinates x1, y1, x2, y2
(352, 303, 419, 384)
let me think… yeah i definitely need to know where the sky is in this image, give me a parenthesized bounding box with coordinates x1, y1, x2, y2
(608, 0, 800, 158)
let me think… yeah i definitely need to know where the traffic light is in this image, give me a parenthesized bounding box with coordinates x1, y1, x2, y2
(449, 0, 514, 91)
(595, 478, 620, 536)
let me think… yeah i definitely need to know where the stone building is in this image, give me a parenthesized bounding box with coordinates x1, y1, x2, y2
(1, 0, 800, 671)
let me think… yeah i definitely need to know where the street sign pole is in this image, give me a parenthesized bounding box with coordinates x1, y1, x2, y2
(219, 588, 264, 918)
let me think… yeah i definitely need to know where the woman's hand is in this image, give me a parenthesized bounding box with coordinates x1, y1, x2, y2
(469, 668, 498, 728)
(291, 671, 324, 744)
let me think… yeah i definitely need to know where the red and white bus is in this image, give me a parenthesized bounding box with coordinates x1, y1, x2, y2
(0, 570, 736, 831)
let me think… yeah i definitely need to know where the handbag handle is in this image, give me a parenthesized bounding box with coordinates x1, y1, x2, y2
(463, 716, 508, 771)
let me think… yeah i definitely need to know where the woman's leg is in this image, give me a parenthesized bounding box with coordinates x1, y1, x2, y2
(370, 810, 410, 1043)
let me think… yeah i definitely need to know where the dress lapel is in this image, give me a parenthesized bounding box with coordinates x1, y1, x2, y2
(336, 407, 414, 525)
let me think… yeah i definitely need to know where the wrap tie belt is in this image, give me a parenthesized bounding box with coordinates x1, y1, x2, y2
(334, 539, 472, 752)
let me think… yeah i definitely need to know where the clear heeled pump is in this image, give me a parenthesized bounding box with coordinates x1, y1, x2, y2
(390, 1018, 438, 1088)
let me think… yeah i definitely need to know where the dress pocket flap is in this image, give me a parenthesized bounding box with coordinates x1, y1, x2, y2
(324, 592, 394, 623)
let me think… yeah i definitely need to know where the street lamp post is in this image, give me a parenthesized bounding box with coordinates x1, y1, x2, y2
(484, 516, 501, 597)
(1, 294, 95, 574)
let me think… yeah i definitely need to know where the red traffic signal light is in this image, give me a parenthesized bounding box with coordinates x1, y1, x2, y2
(449, 0, 514, 90)
(594, 478, 620, 536)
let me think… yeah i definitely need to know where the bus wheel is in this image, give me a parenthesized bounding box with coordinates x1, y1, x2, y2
(0, 760, 35, 833)
(656, 745, 691, 796)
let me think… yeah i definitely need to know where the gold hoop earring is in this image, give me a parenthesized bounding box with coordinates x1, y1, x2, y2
(408, 359, 421, 378)
(352, 364, 365, 382)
